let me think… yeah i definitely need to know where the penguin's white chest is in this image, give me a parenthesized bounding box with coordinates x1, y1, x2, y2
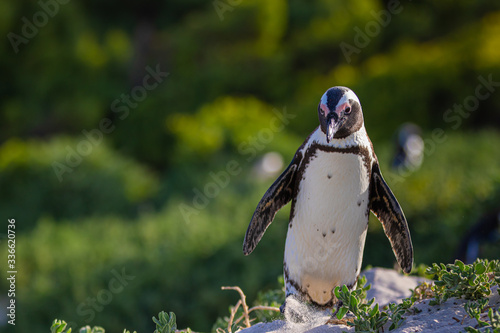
(284, 149, 371, 305)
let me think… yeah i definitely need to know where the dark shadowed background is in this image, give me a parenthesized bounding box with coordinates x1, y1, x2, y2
(1, 0, 500, 332)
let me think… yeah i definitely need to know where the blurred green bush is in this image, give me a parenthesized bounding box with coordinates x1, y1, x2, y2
(0, 137, 158, 230)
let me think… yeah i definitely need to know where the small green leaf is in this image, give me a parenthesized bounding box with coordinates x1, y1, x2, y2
(342, 285, 349, 294)
(435, 281, 446, 287)
(336, 306, 348, 320)
(475, 262, 486, 275)
(350, 295, 358, 310)
(334, 286, 341, 299)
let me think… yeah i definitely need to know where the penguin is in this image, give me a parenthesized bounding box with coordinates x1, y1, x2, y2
(243, 86, 413, 312)
(455, 210, 500, 264)
(391, 123, 424, 172)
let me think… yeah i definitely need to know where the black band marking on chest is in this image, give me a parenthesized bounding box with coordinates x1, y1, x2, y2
(289, 143, 374, 222)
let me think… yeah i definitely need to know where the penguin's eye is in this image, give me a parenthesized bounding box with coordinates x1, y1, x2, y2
(345, 106, 351, 114)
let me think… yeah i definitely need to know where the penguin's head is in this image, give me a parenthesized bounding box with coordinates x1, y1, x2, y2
(318, 87, 364, 142)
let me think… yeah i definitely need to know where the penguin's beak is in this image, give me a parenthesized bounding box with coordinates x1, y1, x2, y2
(326, 112, 343, 143)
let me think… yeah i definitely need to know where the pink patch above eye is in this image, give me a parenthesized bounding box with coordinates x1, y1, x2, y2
(320, 103, 329, 115)
(336, 102, 350, 113)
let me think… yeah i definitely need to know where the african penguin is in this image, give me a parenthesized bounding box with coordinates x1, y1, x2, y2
(455, 210, 500, 264)
(391, 123, 424, 172)
(243, 86, 413, 312)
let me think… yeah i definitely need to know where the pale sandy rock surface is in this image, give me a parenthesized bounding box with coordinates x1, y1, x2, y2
(239, 267, 500, 333)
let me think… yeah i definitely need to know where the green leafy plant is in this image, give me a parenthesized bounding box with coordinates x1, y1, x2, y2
(464, 298, 490, 328)
(426, 259, 500, 305)
(334, 277, 384, 332)
(152, 311, 191, 333)
(50, 320, 108, 333)
(385, 297, 419, 331)
(79, 326, 106, 333)
(51, 311, 192, 333)
(51, 319, 72, 333)
(410, 281, 435, 301)
(334, 276, 418, 332)
(252, 283, 285, 323)
(465, 303, 500, 333)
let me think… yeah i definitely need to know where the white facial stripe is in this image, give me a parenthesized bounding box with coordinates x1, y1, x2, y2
(337, 89, 360, 109)
(320, 88, 360, 111)
(320, 92, 329, 109)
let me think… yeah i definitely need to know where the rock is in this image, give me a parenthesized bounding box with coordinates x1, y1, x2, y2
(238, 268, 499, 333)
(363, 267, 429, 307)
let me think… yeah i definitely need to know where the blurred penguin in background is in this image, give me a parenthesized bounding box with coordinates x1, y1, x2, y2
(391, 123, 424, 172)
(252, 152, 284, 180)
(456, 210, 500, 264)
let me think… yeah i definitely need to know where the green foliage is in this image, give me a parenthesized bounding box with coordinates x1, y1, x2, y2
(251, 291, 284, 323)
(385, 297, 420, 331)
(409, 263, 436, 280)
(51, 311, 187, 333)
(465, 303, 500, 333)
(78, 326, 105, 333)
(335, 284, 389, 332)
(252, 276, 286, 323)
(51, 319, 72, 333)
(0, 137, 159, 230)
(153, 312, 181, 333)
(334, 275, 419, 332)
(333, 277, 385, 332)
(426, 259, 500, 304)
(465, 298, 490, 328)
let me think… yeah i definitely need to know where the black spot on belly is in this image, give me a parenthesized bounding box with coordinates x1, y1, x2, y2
(327, 173, 332, 179)
(323, 290, 327, 294)
(289, 223, 293, 229)
(322, 232, 326, 237)
(357, 200, 361, 206)
(331, 228, 336, 234)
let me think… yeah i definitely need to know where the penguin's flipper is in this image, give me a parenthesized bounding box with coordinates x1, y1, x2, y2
(243, 154, 301, 255)
(369, 163, 413, 273)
